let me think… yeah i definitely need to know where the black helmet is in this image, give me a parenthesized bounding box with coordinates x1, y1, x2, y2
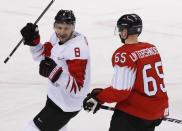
(55, 9, 76, 24)
(117, 14, 142, 35)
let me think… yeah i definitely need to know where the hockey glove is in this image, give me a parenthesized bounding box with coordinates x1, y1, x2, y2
(83, 88, 103, 114)
(20, 23, 40, 46)
(39, 57, 63, 83)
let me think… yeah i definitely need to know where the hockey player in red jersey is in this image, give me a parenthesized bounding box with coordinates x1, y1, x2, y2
(83, 14, 169, 131)
(21, 10, 90, 131)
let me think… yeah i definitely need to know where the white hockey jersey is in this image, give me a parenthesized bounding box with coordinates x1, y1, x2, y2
(30, 32, 91, 112)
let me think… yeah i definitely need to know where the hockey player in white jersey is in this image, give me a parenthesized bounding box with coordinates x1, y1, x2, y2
(21, 9, 90, 131)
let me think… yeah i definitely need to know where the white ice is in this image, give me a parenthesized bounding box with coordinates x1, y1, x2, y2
(0, 0, 182, 130)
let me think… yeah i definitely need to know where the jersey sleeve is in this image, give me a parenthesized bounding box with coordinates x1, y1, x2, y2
(30, 42, 53, 61)
(30, 34, 55, 61)
(96, 49, 137, 103)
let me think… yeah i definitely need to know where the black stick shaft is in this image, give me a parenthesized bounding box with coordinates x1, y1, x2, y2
(34, 0, 55, 25)
(4, 0, 55, 64)
(100, 105, 116, 111)
(100, 105, 182, 124)
(163, 117, 182, 124)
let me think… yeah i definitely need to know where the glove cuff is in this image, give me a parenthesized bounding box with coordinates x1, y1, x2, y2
(48, 66, 63, 83)
(32, 35, 40, 45)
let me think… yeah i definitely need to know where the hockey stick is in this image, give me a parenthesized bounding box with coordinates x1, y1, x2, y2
(4, 0, 55, 64)
(163, 117, 182, 124)
(100, 105, 182, 124)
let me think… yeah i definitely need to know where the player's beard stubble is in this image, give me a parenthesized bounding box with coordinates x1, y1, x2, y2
(56, 32, 73, 44)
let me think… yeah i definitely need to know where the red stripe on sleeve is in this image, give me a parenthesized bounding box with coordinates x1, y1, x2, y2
(42, 42, 53, 57)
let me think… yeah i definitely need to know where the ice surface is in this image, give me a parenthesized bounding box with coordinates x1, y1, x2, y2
(0, 0, 182, 130)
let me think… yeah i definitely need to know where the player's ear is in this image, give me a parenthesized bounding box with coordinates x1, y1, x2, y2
(124, 29, 128, 38)
(120, 28, 128, 39)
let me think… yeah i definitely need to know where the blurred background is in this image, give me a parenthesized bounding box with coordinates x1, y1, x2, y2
(0, 0, 182, 130)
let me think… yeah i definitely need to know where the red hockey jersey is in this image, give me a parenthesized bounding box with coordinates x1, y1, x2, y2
(96, 42, 169, 120)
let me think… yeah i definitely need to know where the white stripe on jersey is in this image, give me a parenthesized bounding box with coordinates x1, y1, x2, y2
(30, 44, 44, 61)
(67, 75, 74, 89)
(48, 66, 62, 80)
(73, 78, 79, 89)
(112, 65, 137, 91)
